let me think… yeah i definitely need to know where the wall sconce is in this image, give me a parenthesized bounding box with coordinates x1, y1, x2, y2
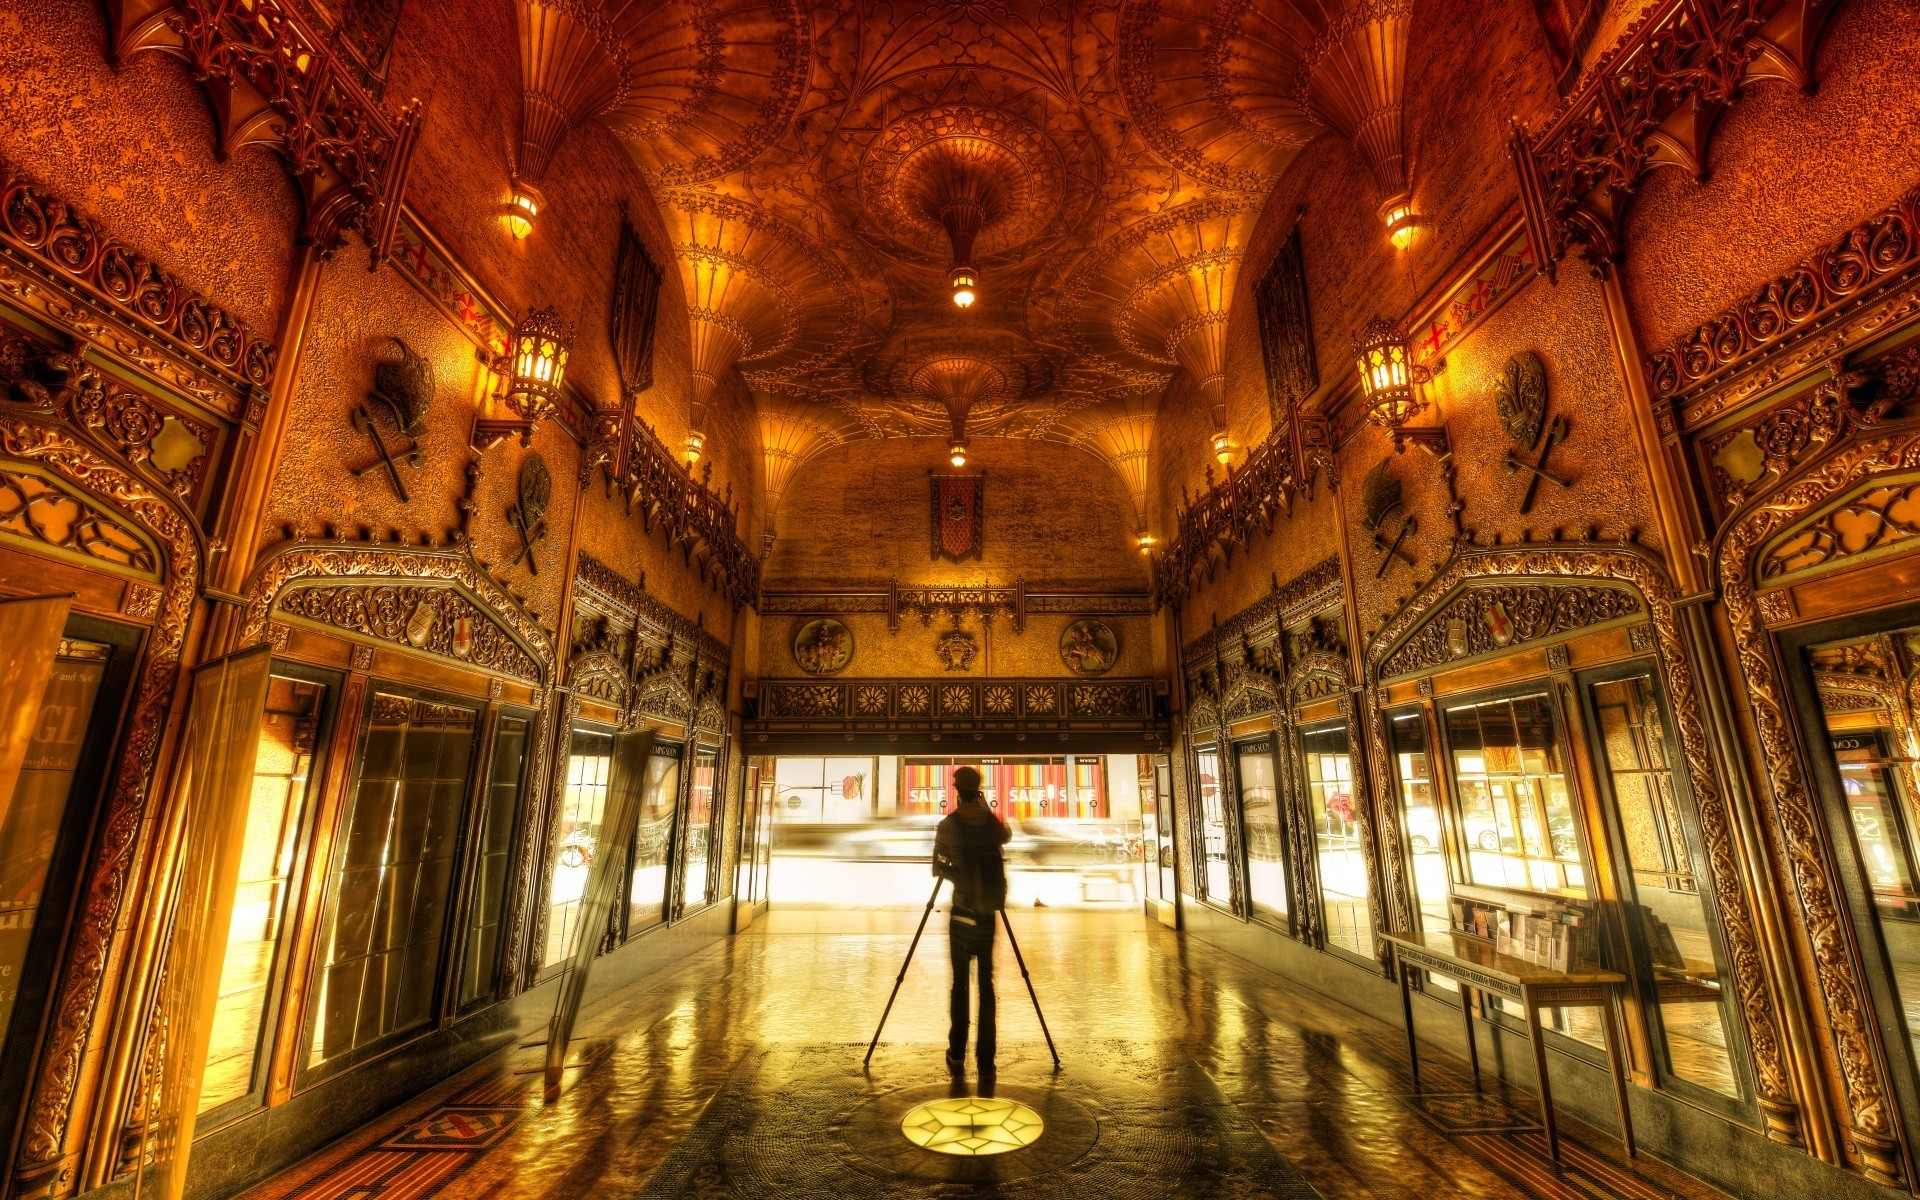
(950, 265, 978, 309)
(507, 180, 545, 240)
(684, 430, 705, 465)
(948, 437, 969, 468)
(1136, 532, 1157, 554)
(1354, 316, 1434, 429)
(506, 305, 572, 424)
(1379, 195, 1418, 251)
(1210, 431, 1235, 465)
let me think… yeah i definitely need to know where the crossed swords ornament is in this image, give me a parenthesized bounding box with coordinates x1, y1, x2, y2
(1360, 460, 1416, 578)
(508, 452, 552, 575)
(350, 339, 434, 501)
(1495, 351, 1572, 514)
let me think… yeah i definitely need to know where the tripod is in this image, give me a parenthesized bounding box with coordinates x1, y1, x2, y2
(863, 877, 1060, 1070)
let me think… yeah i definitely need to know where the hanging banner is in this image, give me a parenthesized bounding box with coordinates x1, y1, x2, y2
(545, 727, 656, 1098)
(138, 644, 274, 1200)
(0, 594, 73, 830)
(930, 474, 983, 563)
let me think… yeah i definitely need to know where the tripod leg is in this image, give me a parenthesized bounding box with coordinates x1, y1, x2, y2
(864, 878, 944, 1068)
(998, 909, 1060, 1070)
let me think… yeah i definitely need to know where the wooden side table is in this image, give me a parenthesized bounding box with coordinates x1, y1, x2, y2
(1382, 930, 1635, 1166)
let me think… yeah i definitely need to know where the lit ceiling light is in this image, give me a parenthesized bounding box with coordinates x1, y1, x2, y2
(948, 438, 969, 468)
(1354, 315, 1432, 429)
(950, 265, 978, 309)
(1380, 196, 1418, 251)
(507, 180, 544, 240)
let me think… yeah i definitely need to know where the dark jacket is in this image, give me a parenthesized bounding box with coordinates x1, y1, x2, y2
(933, 796, 1011, 916)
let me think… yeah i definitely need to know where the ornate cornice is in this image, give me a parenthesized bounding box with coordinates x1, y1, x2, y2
(753, 676, 1158, 728)
(0, 156, 276, 391)
(1652, 185, 1920, 411)
(1181, 555, 1341, 662)
(1152, 428, 1302, 609)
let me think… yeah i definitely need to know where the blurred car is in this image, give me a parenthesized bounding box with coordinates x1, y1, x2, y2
(832, 815, 942, 860)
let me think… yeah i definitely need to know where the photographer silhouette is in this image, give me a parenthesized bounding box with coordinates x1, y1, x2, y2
(932, 766, 1010, 1076)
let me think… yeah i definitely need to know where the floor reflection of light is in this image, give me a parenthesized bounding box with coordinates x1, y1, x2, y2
(899, 1096, 1044, 1155)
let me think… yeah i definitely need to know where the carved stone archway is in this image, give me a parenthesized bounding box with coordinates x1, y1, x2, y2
(1720, 426, 1920, 1184)
(1369, 542, 1798, 1143)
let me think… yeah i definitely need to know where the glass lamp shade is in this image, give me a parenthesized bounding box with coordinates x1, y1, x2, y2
(948, 438, 969, 468)
(1354, 316, 1424, 429)
(950, 265, 978, 308)
(506, 306, 572, 425)
(507, 180, 545, 240)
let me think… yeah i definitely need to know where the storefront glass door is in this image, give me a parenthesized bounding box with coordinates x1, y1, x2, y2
(1300, 723, 1370, 959)
(1234, 737, 1288, 930)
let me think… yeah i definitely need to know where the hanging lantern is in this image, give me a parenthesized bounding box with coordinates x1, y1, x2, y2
(1353, 316, 1427, 429)
(506, 306, 573, 425)
(1380, 196, 1418, 251)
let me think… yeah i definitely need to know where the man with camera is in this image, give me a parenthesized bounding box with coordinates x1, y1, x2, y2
(932, 766, 1011, 1077)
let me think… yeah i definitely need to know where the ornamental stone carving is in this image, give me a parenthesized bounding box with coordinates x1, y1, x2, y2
(1378, 582, 1641, 680)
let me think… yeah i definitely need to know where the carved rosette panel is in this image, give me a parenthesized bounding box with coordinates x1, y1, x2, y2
(1066, 683, 1146, 719)
(763, 684, 846, 719)
(1377, 582, 1642, 681)
(0, 417, 200, 1181)
(275, 582, 544, 683)
(1720, 432, 1920, 1175)
(1371, 543, 1799, 1147)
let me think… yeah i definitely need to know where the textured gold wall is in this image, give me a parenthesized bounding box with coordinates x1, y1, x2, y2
(758, 611, 1155, 681)
(0, 0, 300, 334)
(764, 437, 1149, 593)
(1623, 0, 1920, 352)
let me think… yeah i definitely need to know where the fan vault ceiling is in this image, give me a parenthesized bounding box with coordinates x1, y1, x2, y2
(513, 0, 1413, 542)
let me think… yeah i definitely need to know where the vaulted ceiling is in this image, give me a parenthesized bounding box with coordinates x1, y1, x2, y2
(514, 0, 1413, 542)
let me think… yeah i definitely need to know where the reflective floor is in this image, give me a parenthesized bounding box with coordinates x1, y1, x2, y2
(243, 909, 1732, 1199)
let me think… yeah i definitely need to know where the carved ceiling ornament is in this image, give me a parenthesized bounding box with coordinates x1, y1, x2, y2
(239, 543, 556, 684)
(1369, 542, 1798, 1145)
(0, 415, 202, 1181)
(1718, 427, 1920, 1180)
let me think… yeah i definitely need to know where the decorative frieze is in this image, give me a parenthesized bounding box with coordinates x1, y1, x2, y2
(276, 581, 544, 682)
(1152, 425, 1298, 608)
(1377, 581, 1641, 680)
(0, 157, 275, 389)
(753, 677, 1156, 726)
(1652, 186, 1920, 405)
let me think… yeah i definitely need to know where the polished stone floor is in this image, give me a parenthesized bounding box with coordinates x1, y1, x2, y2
(243, 909, 1732, 1200)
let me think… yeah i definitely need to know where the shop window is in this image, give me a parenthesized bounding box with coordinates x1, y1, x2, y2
(307, 693, 477, 1070)
(782, 757, 873, 820)
(457, 715, 529, 1008)
(627, 742, 682, 937)
(1234, 738, 1288, 929)
(1193, 745, 1233, 908)
(678, 744, 719, 913)
(898, 758, 1106, 820)
(0, 638, 111, 1046)
(1588, 674, 1741, 1098)
(1389, 709, 1449, 938)
(199, 674, 328, 1116)
(1301, 724, 1371, 959)
(1444, 695, 1586, 897)
(1150, 756, 1178, 902)
(1801, 625, 1920, 1091)
(544, 729, 614, 969)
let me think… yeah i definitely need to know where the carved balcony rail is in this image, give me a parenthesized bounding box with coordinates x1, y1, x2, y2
(110, 0, 423, 260)
(1509, 0, 1835, 278)
(1151, 427, 1297, 609)
(621, 416, 760, 609)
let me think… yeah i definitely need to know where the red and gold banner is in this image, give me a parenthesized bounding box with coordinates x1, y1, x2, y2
(931, 474, 984, 562)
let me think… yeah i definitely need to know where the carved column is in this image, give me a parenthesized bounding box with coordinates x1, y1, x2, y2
(210, 245, 326, 606)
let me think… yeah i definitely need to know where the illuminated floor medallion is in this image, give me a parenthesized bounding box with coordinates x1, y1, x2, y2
(899, 1096, 1045, 1156)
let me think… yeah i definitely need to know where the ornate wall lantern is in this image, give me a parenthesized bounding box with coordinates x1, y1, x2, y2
(506, 179, 544, 239)
(1353, 316, 1431, 429)
(507, 305, 572, 424)
(1380, 197, 1419, 251)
